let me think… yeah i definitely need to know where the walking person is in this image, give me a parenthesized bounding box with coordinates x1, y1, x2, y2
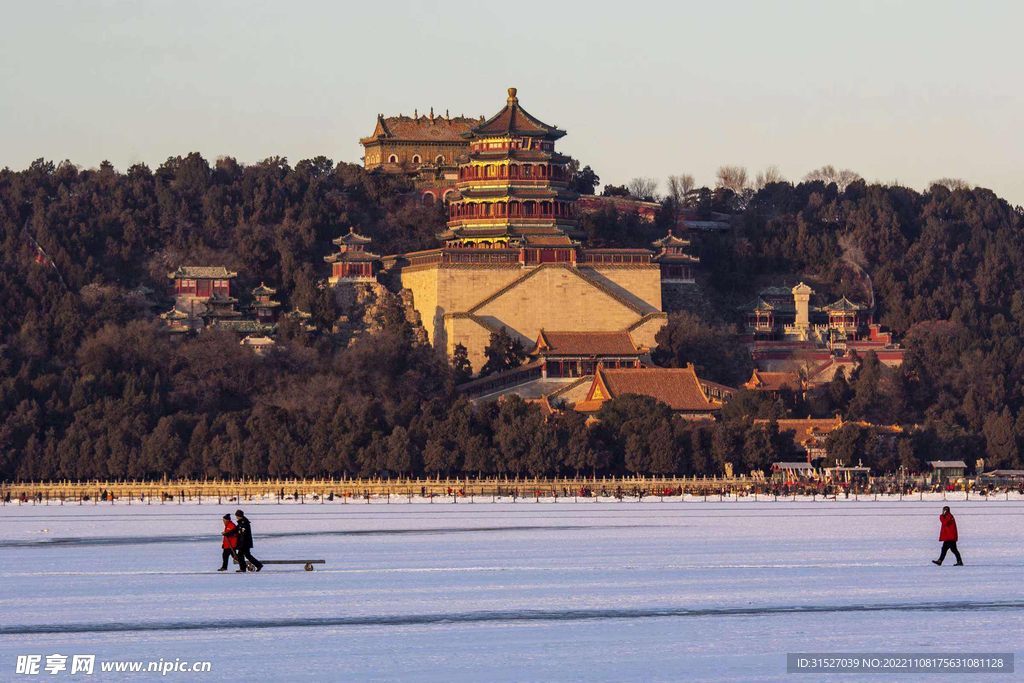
(218, 514, 240, 571)
(227, 509, 263, 572)
(932, 506, 964, 566)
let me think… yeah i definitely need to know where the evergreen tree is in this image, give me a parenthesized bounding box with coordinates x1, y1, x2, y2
(648, 424, 679, 475)
(480, 327, 526, 377)
(451, 343, 473, 383)
(712, 422, 742, 474)
(385, 426, 414, 476)
(527, 422, 560, 477)
(742, 421, 780, 474)
(624, 433, 650, 475)
(983, 406, 1019, 470)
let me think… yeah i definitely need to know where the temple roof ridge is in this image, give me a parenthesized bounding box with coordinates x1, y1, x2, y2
(825, 295, 865, 312)
(360, 112, 481, 144)
(468, 88, 566, 139)
(652, 229, 692, 248)
(332, 227, 373, 246)
(168, 265, 237, 280)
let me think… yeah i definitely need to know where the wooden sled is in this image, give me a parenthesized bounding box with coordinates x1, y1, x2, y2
(234, 558, 325, 571)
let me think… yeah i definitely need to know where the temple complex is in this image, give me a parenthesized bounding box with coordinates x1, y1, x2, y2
(371, 89, 681, 374)
(739, 283, 872, 341)
(738, 283, 905, 380)
(161, 266, 275, 336)
(165, 266, 237, 331)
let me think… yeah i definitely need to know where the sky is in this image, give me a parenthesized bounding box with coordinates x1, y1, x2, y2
(2, 0, 1022, 204)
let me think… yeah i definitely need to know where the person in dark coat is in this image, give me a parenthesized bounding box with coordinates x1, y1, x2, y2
(932, 506, 964, 566)
(218, 514, 239, 571)
(226, 509, 263, 572)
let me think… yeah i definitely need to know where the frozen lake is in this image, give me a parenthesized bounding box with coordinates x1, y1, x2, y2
(1, 498, 1022, 681)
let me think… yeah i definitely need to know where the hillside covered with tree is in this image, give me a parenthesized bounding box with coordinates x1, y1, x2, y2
(2, 155, 1023, 480)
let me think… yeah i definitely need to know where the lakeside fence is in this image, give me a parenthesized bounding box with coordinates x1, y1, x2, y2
(2, 476, 1019, 505)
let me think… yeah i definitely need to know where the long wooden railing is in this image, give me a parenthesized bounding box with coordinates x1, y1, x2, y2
(0, 475, 1007, 505)
(1, 476, 760, 503)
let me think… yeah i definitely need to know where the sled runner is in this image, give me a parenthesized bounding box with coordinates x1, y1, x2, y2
(262, 559, 325, 571)
(234, 558, 325, 571)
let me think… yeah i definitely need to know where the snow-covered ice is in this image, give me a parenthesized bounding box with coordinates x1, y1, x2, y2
(1, 499, 1022, 681)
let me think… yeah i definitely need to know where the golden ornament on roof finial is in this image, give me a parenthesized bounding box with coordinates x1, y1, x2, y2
(507, 87, 518, 102)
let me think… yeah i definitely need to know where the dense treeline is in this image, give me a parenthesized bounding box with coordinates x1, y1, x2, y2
(2, 155, 1023, 480)
(692, 180, 1024, 471)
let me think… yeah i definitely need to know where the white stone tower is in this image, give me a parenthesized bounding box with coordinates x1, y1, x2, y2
(792, 282, 813, 338)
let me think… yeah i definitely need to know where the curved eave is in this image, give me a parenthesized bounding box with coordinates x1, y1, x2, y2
(362, 137, 469, 146)
(652, 236, 691, 248)
(444, 218, 582, 232)
(462, 128, 566, 140)
(324, 253, 381, 263)
(467, 150, 570, 163)
(456, 187, 562, 200)
(653, 254, 700, 264)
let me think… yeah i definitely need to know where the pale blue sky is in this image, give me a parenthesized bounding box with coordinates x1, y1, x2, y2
(2, 0, 1022, 203)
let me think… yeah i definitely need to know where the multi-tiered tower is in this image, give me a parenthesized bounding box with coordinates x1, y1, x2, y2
(443, 88, 582, 261)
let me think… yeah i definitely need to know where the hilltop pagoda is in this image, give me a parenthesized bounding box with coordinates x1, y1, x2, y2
(324, 228, 380, 283)
(251, 283, 281, 323)
(652, 230, 699, 283)
(443, 88, 581, 261)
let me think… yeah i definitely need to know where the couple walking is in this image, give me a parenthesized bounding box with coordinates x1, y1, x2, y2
(219, 510, 263, 572)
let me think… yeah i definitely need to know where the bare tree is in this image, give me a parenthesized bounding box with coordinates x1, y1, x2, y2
(803, 165, 862, 192)
(669, 174, 696, 199)
(627, 177, 659, 201)
(931, 177, 971, 191)
(666, 174, 696, 207)
(664, 174, 696, 225)
(754, 165, 785, 190)
(715, 166, 749, 194)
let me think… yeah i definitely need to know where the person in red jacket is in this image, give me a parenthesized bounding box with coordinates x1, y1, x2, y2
(218, 514, 240, 571)
(932, 506, 964, 566)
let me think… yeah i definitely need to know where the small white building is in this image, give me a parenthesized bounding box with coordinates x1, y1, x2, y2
(240, 336, 276, 355)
